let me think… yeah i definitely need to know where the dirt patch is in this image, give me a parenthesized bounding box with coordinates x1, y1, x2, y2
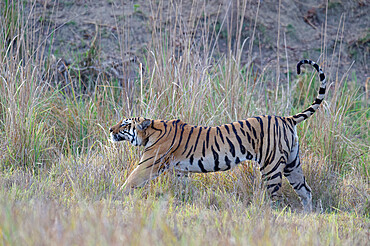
(29, 0, 369, 85)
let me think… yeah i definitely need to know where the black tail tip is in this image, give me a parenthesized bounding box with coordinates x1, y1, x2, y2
(297, 59, 311, 75)
(297, 62, 302, 75)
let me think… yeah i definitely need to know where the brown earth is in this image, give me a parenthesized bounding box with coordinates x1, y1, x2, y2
(28, 0, 369, 85)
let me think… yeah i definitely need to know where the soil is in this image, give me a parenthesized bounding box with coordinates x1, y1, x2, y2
(28, 0, 369, 85)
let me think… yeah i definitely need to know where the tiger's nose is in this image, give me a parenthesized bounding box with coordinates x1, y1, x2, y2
(109, 128, 113, 133)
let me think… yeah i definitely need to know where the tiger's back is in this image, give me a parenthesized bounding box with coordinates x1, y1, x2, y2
(110, 59, 327, 212)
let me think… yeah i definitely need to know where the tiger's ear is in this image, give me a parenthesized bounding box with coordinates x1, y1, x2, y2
(137, 119, 151, 131)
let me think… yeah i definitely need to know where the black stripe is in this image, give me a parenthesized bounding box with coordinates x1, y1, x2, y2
(256, 117, 264, 162)
(264, 116, 272, 162)
(193, 127, 203, 150)
(189, 154, 194, 165)
(202, 141, 206, 157)
(246, 151, 253, 160)
(211, 145, 220, 171)
(261, 145, 276, 170)
(206, 127, 212, 148)
(295, 181, 307, 190)
(224, 156, 231, 170)
(275, 117, 286, 152)
(245, 120, 252, 131)
(319, 87, 326, 94)
(214, 136, 220, 151)
(272, 117, 278, 155)
(280, 121, 291, 155)
(261, 156, 285, 177)
(304, 182, 311, 192)
(238, 121, 246, 136)
(224, 124, 230, 134)
(245, 131, 251, 143)
(216, 127, 225, 144)
(170, 123, 186, 153)
(181, 126, 194, 155)
(267, 183, 282, 192)
(312, 63, 319, 72)
(198, 158, 207, 173)
(146, 152, 171, 169)
(303, 107, 315, 114)
(256, 116, 264, 131)
(284, 154, 299, 171)
(284, 118, 295, 134)
(138, 156, 155, 165)
(169, 121, 179, 147)
(167, 125, 173, 135)
(297, 62, 302, 74)
(314, 98, 323, 104)
(286, 117, 294, 125)
(235, 157, 240, 164)
(267, 183, 282, 189)
(266, 172, 282, 181)
(239, 127, 246, 136)
(251, 125, 257, 139)
(226, 137, 236, 157)
(185, 145, 193, 158)
(231, 123, 246, 155)
(293, 114, 308, 120)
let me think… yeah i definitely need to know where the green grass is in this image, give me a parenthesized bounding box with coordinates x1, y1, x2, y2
(0, 1, 369, 245)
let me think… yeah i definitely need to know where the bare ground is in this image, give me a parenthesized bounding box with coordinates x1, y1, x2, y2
(28, 0, 369, 88)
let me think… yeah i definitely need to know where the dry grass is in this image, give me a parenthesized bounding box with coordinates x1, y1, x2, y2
(0, 1, 369, 245)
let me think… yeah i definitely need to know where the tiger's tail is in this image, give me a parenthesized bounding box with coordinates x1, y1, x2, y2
(290, 59, 327, 125)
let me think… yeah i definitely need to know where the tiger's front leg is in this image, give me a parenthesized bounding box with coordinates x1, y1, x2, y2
(121, 151, 169, 192)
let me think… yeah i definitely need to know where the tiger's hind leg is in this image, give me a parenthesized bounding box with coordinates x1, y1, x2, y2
(261, 158, 285, 203)
(284, 142, 312, 212)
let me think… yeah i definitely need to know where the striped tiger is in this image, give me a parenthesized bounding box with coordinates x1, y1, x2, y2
(109, 59, 326, 212)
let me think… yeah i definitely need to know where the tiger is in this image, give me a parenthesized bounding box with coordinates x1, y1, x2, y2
(109, 59, 327, 212)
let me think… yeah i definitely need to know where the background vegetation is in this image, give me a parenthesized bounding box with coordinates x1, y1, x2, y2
(0, 0, 368, 245)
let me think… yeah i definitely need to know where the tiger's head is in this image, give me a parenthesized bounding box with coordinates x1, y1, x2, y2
(109, 117, 152, 146)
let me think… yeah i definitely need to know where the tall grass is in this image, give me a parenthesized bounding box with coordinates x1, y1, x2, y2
(0, 0, 369, 244)
(0, 1, 53, 169)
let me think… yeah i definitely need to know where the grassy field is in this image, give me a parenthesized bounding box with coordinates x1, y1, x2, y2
(0, 1, 369, 245)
